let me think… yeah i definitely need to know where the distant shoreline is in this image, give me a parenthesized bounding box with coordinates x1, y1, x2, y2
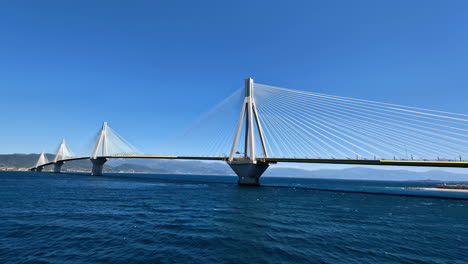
(407, 187, 468, 193)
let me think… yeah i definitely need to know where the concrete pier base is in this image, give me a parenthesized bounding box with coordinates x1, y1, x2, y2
(53, 161, 65, 173)
(90, 158, 108, 176)
(228, 161, 270, 186)
(36, 166, 44, 172)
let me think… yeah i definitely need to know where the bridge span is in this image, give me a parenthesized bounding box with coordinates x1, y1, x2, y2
(31, 155, 468, 185)
(30, 78, 468, 185)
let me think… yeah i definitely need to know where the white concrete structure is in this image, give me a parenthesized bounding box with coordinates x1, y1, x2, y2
(228, 78, 271, 185)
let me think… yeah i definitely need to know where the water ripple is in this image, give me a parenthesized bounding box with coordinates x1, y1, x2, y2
(1, 172, 467, 263)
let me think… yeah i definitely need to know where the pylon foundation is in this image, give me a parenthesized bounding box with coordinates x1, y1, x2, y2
(53, 161, 65, 173)
(228, 161, 270, 186)
(90, 158, 108, 176)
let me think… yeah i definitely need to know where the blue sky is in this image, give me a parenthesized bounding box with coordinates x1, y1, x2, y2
(1, 0, 468, 167)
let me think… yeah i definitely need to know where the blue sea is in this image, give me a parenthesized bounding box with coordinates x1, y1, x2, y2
(1, 171, 467, 263)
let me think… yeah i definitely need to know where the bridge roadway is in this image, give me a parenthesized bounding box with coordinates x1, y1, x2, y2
(33, 155, 468, 169)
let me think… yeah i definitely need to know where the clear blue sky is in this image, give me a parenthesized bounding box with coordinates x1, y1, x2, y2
(1, 0, 468, 156)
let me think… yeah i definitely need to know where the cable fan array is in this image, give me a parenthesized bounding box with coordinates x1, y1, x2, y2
(35, 82, 468, 163)
(90, 122, 141, 157)
(35, 152, 49, 167)
(34, 123, 142, 167)
(164, 88, 244, 157)
(53, 139, 75, 162)
(253, 83, 468, 161)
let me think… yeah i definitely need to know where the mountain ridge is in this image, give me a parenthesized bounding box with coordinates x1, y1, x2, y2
(1, 153, 468, 182)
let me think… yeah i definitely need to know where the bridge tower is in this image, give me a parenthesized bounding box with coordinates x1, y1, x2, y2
(53, 139, 67, 173)
(228, 78, 270, 185)
(90, 122, 109, 176)
(34, 152, 48, 172)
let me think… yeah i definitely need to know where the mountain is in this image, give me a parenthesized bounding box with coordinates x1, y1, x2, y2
(265, 167, 468, 182)
(1, 153, 468, 182)
(109, 163, 171, 174)
(0, 153, 55, 168)
(106, 158, 232, 175)
(0, 153, 91, 170)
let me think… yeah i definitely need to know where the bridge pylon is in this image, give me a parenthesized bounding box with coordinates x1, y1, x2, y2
(53, 161, 64, 173)
(53, 139, 71, 173)
(90, 122, 109, 176)
(33, 152, 48, 172)
(228, 78, 271, 186)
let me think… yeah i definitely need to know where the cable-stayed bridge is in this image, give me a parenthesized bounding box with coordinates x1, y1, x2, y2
(30, 78, 468, 185)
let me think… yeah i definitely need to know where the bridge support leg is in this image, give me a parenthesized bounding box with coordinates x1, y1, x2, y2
(36, 166, 43, 172)
(30, 168, 37, 172)
(228, 161, 270, 186)
(90, 158, 108, 176)
(53, 161, 65, 173)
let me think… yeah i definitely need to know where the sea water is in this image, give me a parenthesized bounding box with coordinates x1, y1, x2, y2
(1, 171, 467, 263)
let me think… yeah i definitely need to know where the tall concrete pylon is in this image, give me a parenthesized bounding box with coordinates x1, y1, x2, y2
(54, 139, 67, 162)
(53, 139, 68, 173)
(91, 122, 109, 159)
(90, 122, 109, 176)
(228, 78, 271, 185)
(35, 152, 48, 172)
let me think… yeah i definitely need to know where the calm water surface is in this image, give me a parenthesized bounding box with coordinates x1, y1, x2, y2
(1, 171, 467, 263)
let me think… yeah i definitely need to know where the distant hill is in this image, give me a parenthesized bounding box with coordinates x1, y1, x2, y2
(1, 153, 468, 182)
(0, 153, 90, 170)
(265, 167, 468, 182)
(0, 153, 55, 168)
(107, 158, 232, 175)
(110, 163, 171, 174)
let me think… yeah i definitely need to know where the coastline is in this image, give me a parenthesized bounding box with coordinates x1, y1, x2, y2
(407, 187, 468, 193)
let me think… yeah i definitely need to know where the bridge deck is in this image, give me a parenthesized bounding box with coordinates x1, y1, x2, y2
(32, 156, 468, 169)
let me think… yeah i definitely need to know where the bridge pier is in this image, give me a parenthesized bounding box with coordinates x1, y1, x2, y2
(90, 158, 108, 176)
(53, 161, 65, 173)
(228, 161, 270, 186)
(36, 166, 43, 172)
